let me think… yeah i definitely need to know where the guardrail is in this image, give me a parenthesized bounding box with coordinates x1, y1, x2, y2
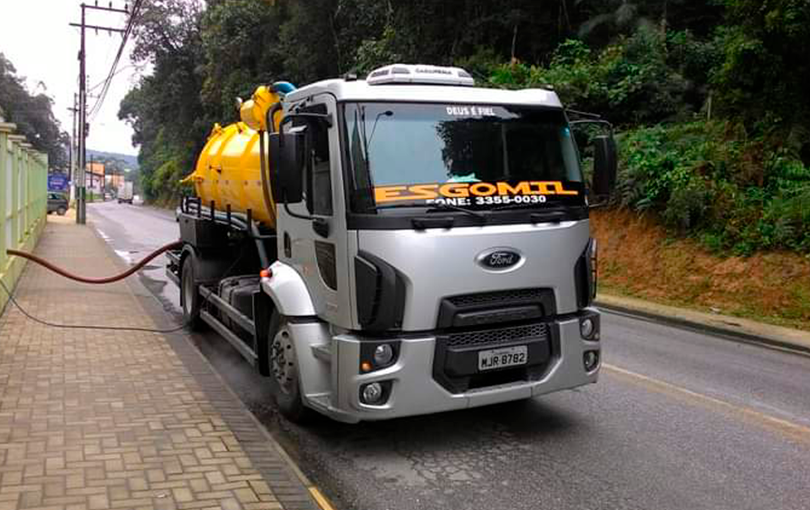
(0, 122, 48, 312)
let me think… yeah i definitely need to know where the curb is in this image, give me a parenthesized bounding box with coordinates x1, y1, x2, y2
(596, 295, 810, 356)
(84, 217, 336, 510)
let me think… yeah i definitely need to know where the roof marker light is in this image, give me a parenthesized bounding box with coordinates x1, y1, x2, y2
(367, 64, 475, 87)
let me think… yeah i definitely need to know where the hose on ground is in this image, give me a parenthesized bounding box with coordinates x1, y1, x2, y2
(1, 241, 188, 333)
(6, 240, 183, 284)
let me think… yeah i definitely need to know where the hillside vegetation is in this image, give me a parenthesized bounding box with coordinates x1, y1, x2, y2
(121, 0, 810, 256)
(592, 208, 810, 330)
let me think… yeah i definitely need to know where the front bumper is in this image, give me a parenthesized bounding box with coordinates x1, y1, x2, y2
(305, 311, 600, 423)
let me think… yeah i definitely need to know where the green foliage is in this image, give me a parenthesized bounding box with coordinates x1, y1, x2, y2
(0, 53, 68, 169)
(617, 121, 810, 253)
(488, 26, 717, 125)
(713, 0, 810, 141)
(354, 26, 401, 75)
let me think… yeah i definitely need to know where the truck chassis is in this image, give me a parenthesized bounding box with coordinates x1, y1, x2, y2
(167, 198, 275, 375)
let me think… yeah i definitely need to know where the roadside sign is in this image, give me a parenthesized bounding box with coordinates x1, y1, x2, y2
(48, 173, 70, 192)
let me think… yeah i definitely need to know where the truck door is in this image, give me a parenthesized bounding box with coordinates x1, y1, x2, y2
(276, 95, 351, 328)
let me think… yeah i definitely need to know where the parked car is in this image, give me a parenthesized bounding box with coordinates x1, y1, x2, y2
(47, 193, 69, 216)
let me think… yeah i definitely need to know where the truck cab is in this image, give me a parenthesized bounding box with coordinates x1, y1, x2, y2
(173, 64, 616, 423)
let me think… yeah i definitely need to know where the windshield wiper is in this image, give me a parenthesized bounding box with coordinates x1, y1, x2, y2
(490, 204, 573, 223)
(426, 203, 487, 223)
(372, 203, 487, 223)
(491, 203, 569, 212)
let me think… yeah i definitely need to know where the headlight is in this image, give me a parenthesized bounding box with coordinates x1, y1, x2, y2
(373, 344, 394, 366)
(580, 318, 594, 338)
(360, 341, 400, 373)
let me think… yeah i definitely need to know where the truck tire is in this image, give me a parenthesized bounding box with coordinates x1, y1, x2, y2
(181, 256, 206, 331)
(56, 206, 67, 216)
(268, 312, 314, 423)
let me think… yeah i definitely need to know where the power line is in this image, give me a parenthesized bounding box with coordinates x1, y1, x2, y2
(88, 64, 137, 93)
(87, 0, 143, 121)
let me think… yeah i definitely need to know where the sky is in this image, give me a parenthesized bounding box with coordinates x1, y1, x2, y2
(0, 0, 142, 156)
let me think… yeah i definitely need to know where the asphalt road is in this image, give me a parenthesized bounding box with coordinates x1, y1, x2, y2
(88, 201, 810, 510)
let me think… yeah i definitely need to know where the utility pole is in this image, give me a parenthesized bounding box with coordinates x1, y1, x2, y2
(78, 4, 87, 224)
(68, 94, 78, 204)
(90, 155, 95, 199)
(70, 2, 128, 224)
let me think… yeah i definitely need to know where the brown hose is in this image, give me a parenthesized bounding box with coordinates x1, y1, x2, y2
(6, 240, 183, 285)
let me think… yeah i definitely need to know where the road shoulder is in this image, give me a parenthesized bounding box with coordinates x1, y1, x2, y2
(597, 293, 810, 355)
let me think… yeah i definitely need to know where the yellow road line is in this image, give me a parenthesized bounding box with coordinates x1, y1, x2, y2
(603, 363, 810, 444)
(309, 487, 337, 510)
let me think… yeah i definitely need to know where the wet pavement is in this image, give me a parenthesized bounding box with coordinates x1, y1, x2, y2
(88, 201, 810, 510)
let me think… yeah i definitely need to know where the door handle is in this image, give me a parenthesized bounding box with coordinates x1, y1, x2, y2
(283, 232, 292, 258)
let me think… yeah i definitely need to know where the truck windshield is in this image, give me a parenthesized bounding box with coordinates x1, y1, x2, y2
(343, 102, 585, 213)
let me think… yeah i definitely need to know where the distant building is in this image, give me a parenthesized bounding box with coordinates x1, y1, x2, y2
(108, 173, 125, 190)
(86, 161, 105, 194)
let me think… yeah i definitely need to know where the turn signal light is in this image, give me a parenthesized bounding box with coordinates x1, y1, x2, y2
(259, 268, 272, 278)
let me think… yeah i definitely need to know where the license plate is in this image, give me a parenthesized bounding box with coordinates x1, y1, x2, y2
(478, 345, 528, 371)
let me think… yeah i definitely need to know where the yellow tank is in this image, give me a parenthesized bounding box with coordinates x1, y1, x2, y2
(184, 86, 284, 228)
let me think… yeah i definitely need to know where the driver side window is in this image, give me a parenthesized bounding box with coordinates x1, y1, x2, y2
(302, 104, 333, 216)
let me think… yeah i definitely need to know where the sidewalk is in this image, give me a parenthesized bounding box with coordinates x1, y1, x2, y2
(0, 214, 320, 510)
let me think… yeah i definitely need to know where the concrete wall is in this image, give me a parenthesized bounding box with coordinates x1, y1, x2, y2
(0, 122, 48, 313)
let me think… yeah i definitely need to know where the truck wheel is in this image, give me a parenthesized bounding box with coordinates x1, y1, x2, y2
(181, 256, 206, 331)
(268, 313, 313, 423)
(57, 206, 67, 216)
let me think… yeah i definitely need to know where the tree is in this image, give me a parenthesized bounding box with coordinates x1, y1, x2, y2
(713, 0, 810, 159)
(120, 0, 208, 201)
(0, 53, 69, 169)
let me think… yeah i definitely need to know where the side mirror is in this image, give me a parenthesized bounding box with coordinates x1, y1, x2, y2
(269, 130, 305, 204)
(592, 135, 617, 197)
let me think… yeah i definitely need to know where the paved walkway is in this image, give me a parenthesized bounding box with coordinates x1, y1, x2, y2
(0, 214, 319, 510)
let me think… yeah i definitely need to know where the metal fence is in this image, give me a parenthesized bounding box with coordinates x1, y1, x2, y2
(0, 122, 48, 312)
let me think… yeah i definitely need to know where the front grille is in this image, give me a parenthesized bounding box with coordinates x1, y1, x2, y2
(445, 323, 548, 349)
(447, 288, 548, 307)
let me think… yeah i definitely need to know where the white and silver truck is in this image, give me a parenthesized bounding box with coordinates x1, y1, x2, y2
(118, 181, 134, 204)
(167, 64, 616, 423)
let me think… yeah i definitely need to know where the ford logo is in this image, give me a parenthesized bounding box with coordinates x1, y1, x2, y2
(476, 248, 524, 271)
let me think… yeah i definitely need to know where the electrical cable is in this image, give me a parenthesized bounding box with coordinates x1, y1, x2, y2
(87, 0, 143, 121)
(0, 278, 187, 334)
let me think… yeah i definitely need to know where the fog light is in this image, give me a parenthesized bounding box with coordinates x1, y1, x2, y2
(361, 382, 384, 404)
(373, 344, 394, 366)
(583, 350, 600, 372)
(580, 318, 594, 339)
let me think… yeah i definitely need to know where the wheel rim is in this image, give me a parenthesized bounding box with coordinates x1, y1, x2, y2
(270, 326, 296, 395)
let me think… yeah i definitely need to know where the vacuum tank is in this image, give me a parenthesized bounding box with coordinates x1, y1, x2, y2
(184, 85, 288, 227)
